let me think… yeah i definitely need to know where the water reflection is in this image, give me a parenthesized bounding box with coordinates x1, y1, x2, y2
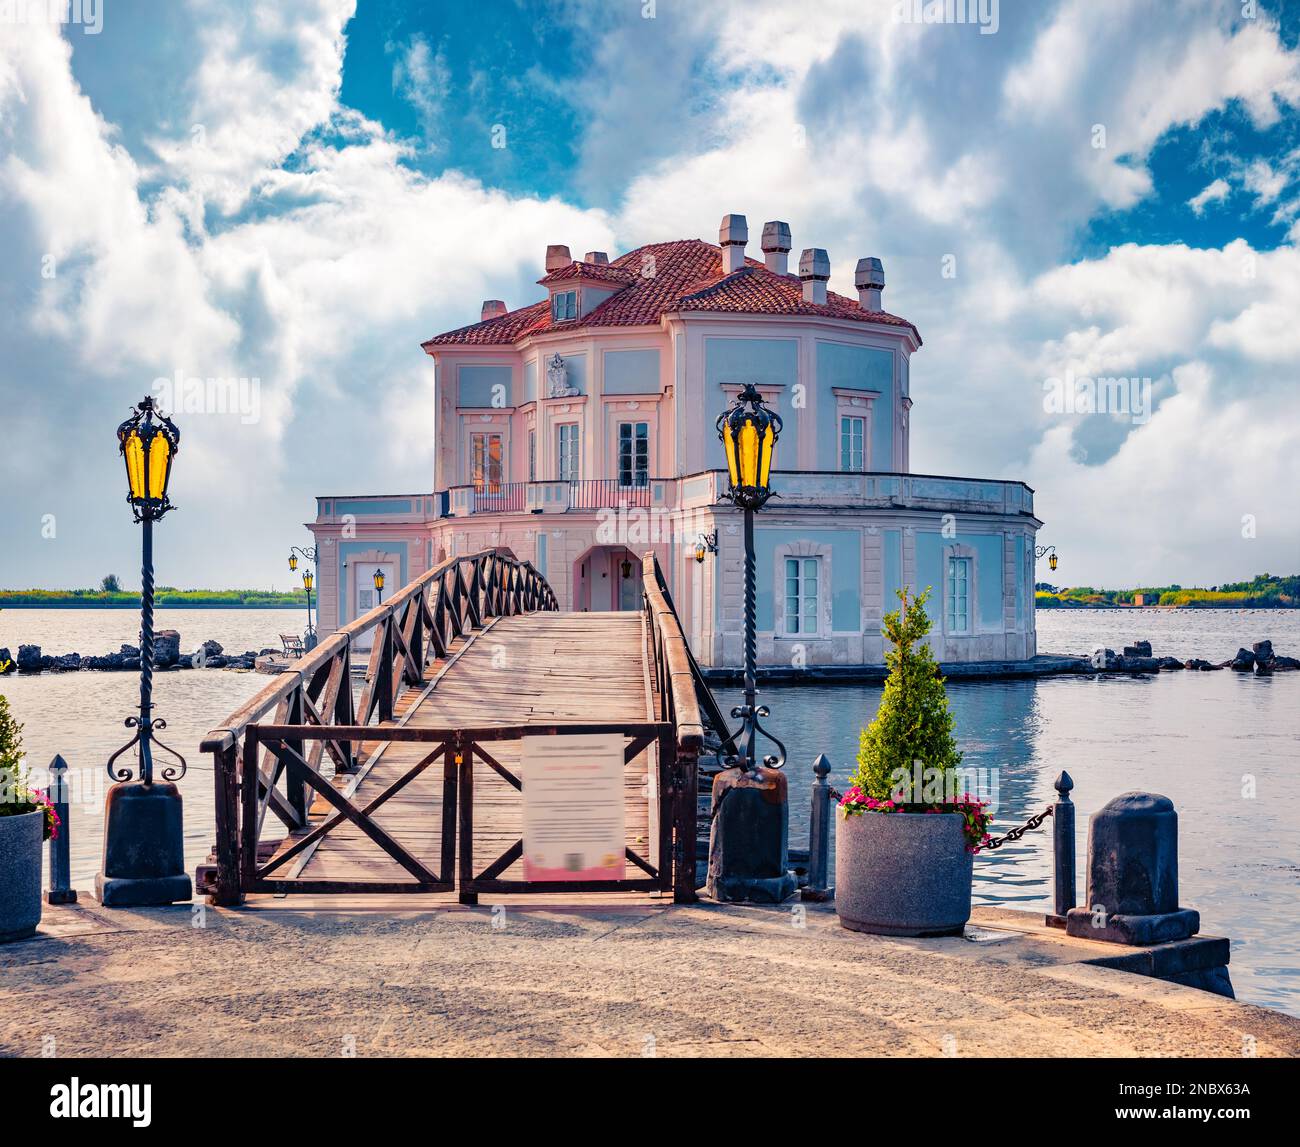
(718, 672, 1300, 1016)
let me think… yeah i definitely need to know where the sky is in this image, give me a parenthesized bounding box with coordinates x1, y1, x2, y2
(0, 0, 1298, 592)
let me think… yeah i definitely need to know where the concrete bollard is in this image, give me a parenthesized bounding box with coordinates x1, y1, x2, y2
(1066, 792, 1199, 945)
(705, 766, 797, 903)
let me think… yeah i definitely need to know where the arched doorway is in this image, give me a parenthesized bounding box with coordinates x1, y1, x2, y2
(573, 546, 640, 612)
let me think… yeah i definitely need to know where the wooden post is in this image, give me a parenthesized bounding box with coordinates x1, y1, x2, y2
(212, 741, 243, 905)
(376, 618, 394, 723)
(441, 744, 458, 886)
(458, 745, 477, 905)
(673, 744, 699, 904)
(283, 687, 308, 825)
(240, 731, 260, 892)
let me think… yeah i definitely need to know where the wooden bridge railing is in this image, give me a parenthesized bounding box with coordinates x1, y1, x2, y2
(641, 551, 736, 902)
(199, 548, 557, 905)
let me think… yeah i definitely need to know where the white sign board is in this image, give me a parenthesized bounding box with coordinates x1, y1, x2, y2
(521, 734, 625, 881)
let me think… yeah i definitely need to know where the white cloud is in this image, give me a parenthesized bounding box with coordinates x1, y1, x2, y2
(1188, 177, 1230, 215)
(1, 0, 1298, 590)
(389, 33, 450, 145)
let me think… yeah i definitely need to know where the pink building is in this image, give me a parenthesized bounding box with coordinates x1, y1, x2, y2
(307, 214, 1040, 669)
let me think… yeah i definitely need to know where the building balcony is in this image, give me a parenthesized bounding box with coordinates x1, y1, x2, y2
(447, 477, 677, 517)
(677, 469, 1035, 517)
(438, 470, 1033, 519)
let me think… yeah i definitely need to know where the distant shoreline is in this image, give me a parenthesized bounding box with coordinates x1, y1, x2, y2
(0, 601, 303, 609)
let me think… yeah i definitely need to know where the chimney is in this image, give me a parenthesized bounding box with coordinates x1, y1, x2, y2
(855, 257, 885, 310)
(583, 251, 609, 265)
(719, 214, 748, 274)
(799, 248, 830, 304)
(545, 244, 572, 272)
(481, 299, 507, 322)
(761, 221, 792, 275)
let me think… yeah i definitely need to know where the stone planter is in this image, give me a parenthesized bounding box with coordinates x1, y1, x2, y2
(0, 810, 43, 942)
(836, 810, 972, 937)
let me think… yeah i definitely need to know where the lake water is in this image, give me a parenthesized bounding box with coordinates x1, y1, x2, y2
(2, 607, 1297, 1016)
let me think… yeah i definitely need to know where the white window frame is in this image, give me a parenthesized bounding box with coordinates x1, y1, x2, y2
(832, 388, 876, 472)
(945, 551, 973, 636)
(839, 414, 866, 472)
(557, 422, 580, 481)
(551, 290, 577, 322)
(783, 556, 822, 637)
(617, 421, 650, 487)
(470, 431, 503, 491)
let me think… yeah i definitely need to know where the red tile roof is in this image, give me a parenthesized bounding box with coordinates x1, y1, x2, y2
(422, 238, 920, 347)
(537, 260, 637, 286)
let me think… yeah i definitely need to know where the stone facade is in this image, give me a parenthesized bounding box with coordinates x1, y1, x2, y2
(308, 217, 1041, 668)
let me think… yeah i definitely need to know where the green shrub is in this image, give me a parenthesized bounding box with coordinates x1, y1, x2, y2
(0, 696, 57, 840)
(850, 587, 962, 802)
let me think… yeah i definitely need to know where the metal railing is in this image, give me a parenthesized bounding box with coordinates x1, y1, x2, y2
(569, 478, 658, 509)
(448, 477, 668, 515)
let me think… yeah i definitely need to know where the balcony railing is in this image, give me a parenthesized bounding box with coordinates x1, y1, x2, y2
(675, 470, 1036, 517)
(441, 470, 1034, 518)
(449, 477, 672, 517)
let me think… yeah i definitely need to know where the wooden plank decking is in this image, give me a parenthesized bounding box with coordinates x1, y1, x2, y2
(249, 611, 664, 907)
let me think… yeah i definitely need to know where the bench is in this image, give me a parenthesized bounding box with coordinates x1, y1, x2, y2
(279, 634, 305, 659)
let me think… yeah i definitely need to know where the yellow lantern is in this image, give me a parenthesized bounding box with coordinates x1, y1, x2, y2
(716, 384, 781, 510)
(288, 553, 299, 572)
(302, 570, 314, 592)
(116, 397, 180, 522)
(1049, 552, 1058, 572)
(373, 568, 385, 592)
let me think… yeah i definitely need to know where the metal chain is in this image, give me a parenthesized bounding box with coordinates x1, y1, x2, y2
(982, 805, 1054, 851)
(819, 791, 1052, 851)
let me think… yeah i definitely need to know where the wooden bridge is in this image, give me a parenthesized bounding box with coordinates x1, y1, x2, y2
(198, 550, 730, 907)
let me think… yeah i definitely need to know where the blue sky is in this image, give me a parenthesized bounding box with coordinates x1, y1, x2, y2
(1, 0, 1298, 593)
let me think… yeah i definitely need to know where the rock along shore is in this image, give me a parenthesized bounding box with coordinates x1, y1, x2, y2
(0, 632, 278, 676)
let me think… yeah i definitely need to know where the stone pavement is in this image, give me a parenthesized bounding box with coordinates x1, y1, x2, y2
(2, 900, 1296, 1058)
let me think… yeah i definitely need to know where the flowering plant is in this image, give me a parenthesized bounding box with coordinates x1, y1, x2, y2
(0, 695, 59, 841)
(838, 784, 993, 852)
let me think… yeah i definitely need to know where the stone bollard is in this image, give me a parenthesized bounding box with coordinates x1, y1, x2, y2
(800, 754, 834, 903)
(1046, 770, 1075, 927)
(1066, 792, 1199, 945)
(705, 766, 797, 903)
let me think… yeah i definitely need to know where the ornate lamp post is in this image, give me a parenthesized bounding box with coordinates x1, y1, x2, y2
(302, 569, 315, 642)
(96, 396, 192, 907)
(715, 384, 786, 772)
(373, 568, 385, 604)
(693, 530, 718, 564)
(288, 546, 318, 649)
(706, 384, 796, 904)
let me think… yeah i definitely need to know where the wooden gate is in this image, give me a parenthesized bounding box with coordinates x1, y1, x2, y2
(224, 722, 680, 900)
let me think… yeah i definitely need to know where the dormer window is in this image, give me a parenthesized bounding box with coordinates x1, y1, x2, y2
(551, 290, 577, 322)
